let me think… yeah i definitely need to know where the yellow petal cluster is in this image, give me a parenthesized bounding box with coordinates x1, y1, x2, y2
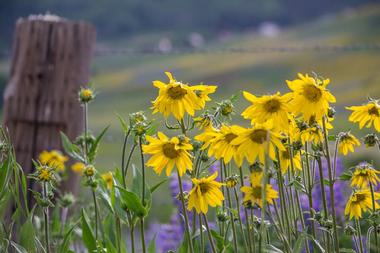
(241, 172, 278, 208)
(346, 101, 380, 132)
(39, 150, 68, 171)
(287, 73, 336, 122)
(151, 72, 216, 120)
(143, 132, 193, 176)
(344, 189, 380, 220)
(187, 172, 224, 214)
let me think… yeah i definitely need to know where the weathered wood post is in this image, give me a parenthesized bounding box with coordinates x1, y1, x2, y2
(3, 14, 95, 201)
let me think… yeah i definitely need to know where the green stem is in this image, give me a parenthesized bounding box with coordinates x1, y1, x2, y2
(233, 187, 249, 252)
(222, 163, 238, 252)
(260, 154, 269, 252)
(121, 129, 131, 188)
(130, 224, 135, 253)
(304, 144, 316, 238)
(239, 168, 253, 252)
(355, 219, 364, 253)
(116, 216, 122, 253)
(316, 157, 331, 252)
(124, 143, 137, 187)
(322, 117, 340, 253)
(138, 137, 146, 253)
(92, 189, 99, 240)
(140, 219, 146, 253)
(369, 181, 379, 253)
(177, 171, 195, 253)
(199, 214, 204, 253)
(203, 214, 217, 253)
(43, 182, 50, 253)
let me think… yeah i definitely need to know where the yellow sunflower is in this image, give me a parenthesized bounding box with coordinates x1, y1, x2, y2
(287, 73, 336, 122)
(191, 84, 217, 109)
(344, 189, 380, 220)
(143, 132, 193, 176)
(338, 132, 361, 156)
(241, 172, 278, 208)
(346, 100, 380, 132)
(71, 162, 85, 175)
(351, 163, 380, 189)
(279, 147, 302, 174)
(195, 124, 244, 166)
(101, 172, 113, 189)
(39, 150, 68, 171)
(187, 172, 224, 214)
(241, 91, 292, 130)
(231, 122, 285, 164)
(151, 72, 198, 120)
(298, 126, 323, 145)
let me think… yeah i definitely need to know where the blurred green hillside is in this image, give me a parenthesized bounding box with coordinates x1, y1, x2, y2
(90, 4, 380, 172)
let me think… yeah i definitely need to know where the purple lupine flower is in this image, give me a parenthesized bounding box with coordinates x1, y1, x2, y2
(150, 214, 184, 253)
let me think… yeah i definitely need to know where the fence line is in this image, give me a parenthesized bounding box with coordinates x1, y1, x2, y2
(1, 43, 380, 58)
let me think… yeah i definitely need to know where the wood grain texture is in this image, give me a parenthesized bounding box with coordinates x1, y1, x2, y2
(3, 15, 96, 201)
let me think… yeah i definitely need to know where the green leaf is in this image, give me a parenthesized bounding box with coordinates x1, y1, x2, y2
(177, 232, 188, 253)
(148, 234, 157, 253)
(292, 233, 305, 253)
(59, 222, 78, 253)
(339, 172, 352, 181)
(88, 126, 109, 163)
(81, 209, 97, 252)
(10, 241, 28, 253)
(116, 113, 129, 134)
(266, 244, 284, 253)
(0, 156, 11, 194)
(210, 229, 226, 252)
(19, 215, 36, 252)
(60, 132, 84, 162)
(328, 134, 337, 141)
(150, 179, 167, 193)
(146, 123, 158, 136)
(99, 189, 114, 214)
(131, 165, 152, 211)
(116, 186, 147, 218)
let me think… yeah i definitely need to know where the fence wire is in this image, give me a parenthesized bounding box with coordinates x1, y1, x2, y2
(1, 43, 380, 58)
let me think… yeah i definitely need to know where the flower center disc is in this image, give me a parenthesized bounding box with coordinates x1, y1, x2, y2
(353, 193, 366, 203)
(250, 129, 268, 144)
(224, 133, 238, 143)
(263, 99, 281, 113)
(200, 183, 211, 194)
(252, 186, 262, 198)
(162, 143, 180, 159)
(368, 105, 380, 116)
(303, 84, 322, 102)
(167, 85, 187, 100)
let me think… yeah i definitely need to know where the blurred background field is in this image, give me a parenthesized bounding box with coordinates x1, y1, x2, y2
(1, 0, 380, 223)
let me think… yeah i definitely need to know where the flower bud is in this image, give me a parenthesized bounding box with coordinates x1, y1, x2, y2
(327, 107, 336, 119)
(220, 100, 234, 116)
(200, 153, 209, 162)
(129, 111, 147, 125)
(217, 209, 229, 222)
(84, 165, 96, 177)
(78, 88, 95, 103)
(61, 193, 76, 207)
(225, 175, 238, 188)
(191, 140, 202, 151)
(364, 133, 378, 147)
(133, 122, 148, 136)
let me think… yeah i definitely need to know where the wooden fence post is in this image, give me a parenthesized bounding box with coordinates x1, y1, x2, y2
(3, 14, 95, 201)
